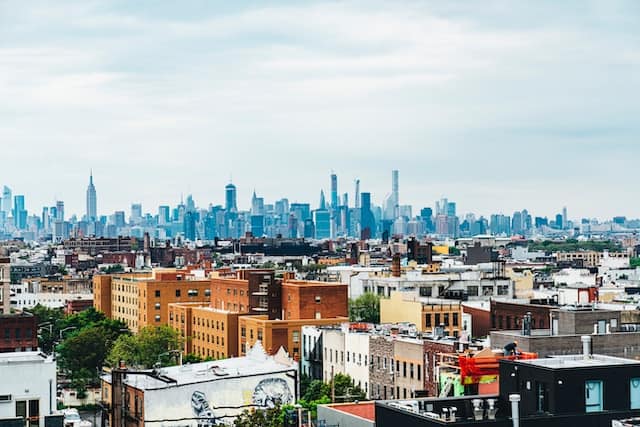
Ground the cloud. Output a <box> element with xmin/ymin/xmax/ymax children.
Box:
<box><xmin>0</xmin><ymin>1</ymin><xmax>638</xmax><ymax>219</ymax></box>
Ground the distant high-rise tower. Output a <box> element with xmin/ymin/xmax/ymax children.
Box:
<box><xmin>354</xmin><ymin>179</ymin><xmax>361</xmax><ymax>209</ymax></box>
<box><xmin>225</xmin><ymin>183</ymin><xmax>237</xmax><ymax>212</ymax></box>
<box><xmin>86</xmin><ymin>171</ymin><xmax>97</xmax><ymax>221</ymax></box>
<box><xmin>2</xmin><ymin>186</ymin><xmax>11</xmax><ymax>216</ymax></box>
<box><xmin>392</xmin><ymin>170</ymin><xmax>399</xmax><ymax>208</ymax></box>
<box><xmin>319</xmin><ymin>190</ymin><xmax>327</xmax><ymax>210</ymax></box>
<box><xmin>562</xmin><ymin>206</ymin><xmax>568</xmax><ymax>229</ymax></box>
<box><xmin>55</xmin><ymin>200</ymin><xmax>64</xmax><ymax>222</ymax></box>
<box><xmin>330</xmin><ymin>173</ymin><xmax>338</xmax><ymax>209</ymax></box>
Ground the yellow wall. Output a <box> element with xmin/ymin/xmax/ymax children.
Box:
<box><xmin>432</xmin><ymin>245</ymin><xmax>450</xmax><ymax>255</ymax></box>
<box><xmin>380</xmin><ymin>291</ymin><xmax>423</xmax><ymax>327</ymax></box>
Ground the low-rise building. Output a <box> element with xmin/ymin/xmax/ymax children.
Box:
<box><xmin>101</xmin><ymin>342</ymin><xmax>298</xmax><ymax>427</ymax></box>
<box><xmin>0</xmin><ymin>351</ymin><xmax>57</xmax><ymax>427</ymax></box>
<box><xmin>381</xmin><ymin>291</ymin><xmax>462</xmax><ymax>337</ymax></box>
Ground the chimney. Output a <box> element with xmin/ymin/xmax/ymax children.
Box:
<box><xmin>581</xmin><ymin>335</ymin><xmax>592</xmax><ymax>359</ymax></box>
<box><xmin>392</xmin><ymin>253</ymin><xmax>401</xmax><ymax>278</ymax></box>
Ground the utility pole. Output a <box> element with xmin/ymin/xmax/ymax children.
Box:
<box><xmin>331</xmin><ymin>365</ymin><xmax>335</xmax><ymax>403</ymax></box>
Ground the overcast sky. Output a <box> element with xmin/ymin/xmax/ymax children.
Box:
<box><xmin>1</xmin><ymin>1</ymin><xmax>638</xmax><ymax>220</ymax></box>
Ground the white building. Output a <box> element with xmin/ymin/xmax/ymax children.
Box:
<box><xmin>0</xmin><ymin>351</ymin><xmax>57</xmax><ymax>427</ymax></box>
<box><xmin>301</xmin><ymin>326</ymin><xmax>323</xmax><ymax>380</ymax></box>
<box><xmin>321</xmin><ymin>325</ymin><xmax>371</xmax><ymax>398</ymax></box>
<box><xmin>325</xmin><ymin>266</ymin><xmax>388</xmax><ymax>299</ymax></box>
<box><xmin>10</xmin><ymin>282</ymin><xmax>92</xmax><ymax>310</ymax></box>
<box><xmin>101</xmin><ymin>342</ymin><xmax>298</xmax><ymax>426</ymax></box>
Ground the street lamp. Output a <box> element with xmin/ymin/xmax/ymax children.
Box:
<box><xmin>59</xmin><ymin>327</ymin><xmax>77</xmax><ymax>340</ymax></box>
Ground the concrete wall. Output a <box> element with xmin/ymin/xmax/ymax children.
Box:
<box><xmin>345</xmin><ymin>332</ymin><xmax>371</xmax><ymax>398</ymax></box>
<box><xmin>322</xmin><ymin>329</ymin><xmax>346</xmax><ymax>383</ymax></box>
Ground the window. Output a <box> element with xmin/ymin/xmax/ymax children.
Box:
<box><xmin>155</xmin><ymin>303</ymin><xmax>160</xmax><ymax>310</ymax></box>
<box><xmin>410</xmin><ymin>363</ymin><xmax>414</xmax><ymax>379</ymax></box>
<box><xmin>204</xmin><ymin>289</ymin><xmax>211</xmax><ymax>297</ymax></box>
<box><xmin>536</xmin><ymin>381</ymin><xmax>549</xmax><ymax>413</ymax></box>
<box><xmin>154</xmin><ymin>315</ymin><xmax>161</xmax><ymax>322</ymax></box>
<box><xmin>292</xmin><ymin>331</ymin><xmax>299</xmax><ymax>343</ymax></box>
<box><xmin>585</xmin><ymin>380</ymin><xmax>603</xmax><ymax>413</ymax></box>
<box><xmin>444</xmin><ymin>313</ymin><xmax>449</xmax><ymax>326</ymax></box>
<box><xmin>417</xmin><ymin>365</ymin><xmax>421</xmax><ymax>381</ymax></box>
<box><xmin>453</xmin><ymin>313</ymin><xmax>459</xmax><ymax>327</ymax></box>
<box><xmin>425</xmin><ymin>314</ymin><xmax>432</xmax><ymax>327</ymax></box>
<box><xmin>631</xmin><ymin>378</ymin><xmax>640</xmax><ymax>409</ymax></box>
<box><xmin>315</xmin><ymin>296</ymin><xmax>321</xmax><ymax>303</ymax></box>
<box><xmin>155</xmin><ymin>290</ymin><xmax>160</xmax><ymax>297</ymax></box>
<box><xmin>241</xmin><ymin>327</ymin><xmax>246</xmax><ymax>338</ymax></box>
<box><xmin>175</xmin><ymin>289</ymin><xmax>181</xmax><ymax>297</ymax></box>
<box><xmin>403</xmin><ymin>361</ymin><xmax>407</xmax><ymax>377</ymax></box>
<box><xmin>257</xmin><ymin>329</ymin><xmax>263</xmax><ymax>340</ymax></box>
<box><xmin>435</xmin><ymin>313</ymin><xmax>441</xmax><ymax>326</ymax></box>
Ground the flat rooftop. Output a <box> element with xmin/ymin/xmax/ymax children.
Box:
<box><xmin>324</xmin><ymin>402</ymin><xmax>375</xmax><ymax>421</ymax></box>
<box><xmin>515</xmin><ymin>354</ymin><xmax>640</xmax><ymax>369</ymax></box>
<box><xmin>0</xmin><ymin>351</ymin><xmax>52</xmax><ymax>364</ymax></box>
<box><xmin>103</xmin><ymin>342</ymin><xmax>295</xmax><ymax>390</ymax></box>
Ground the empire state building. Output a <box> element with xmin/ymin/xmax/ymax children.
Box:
<box><xmin>86</xmin><ymin>171</ymin><xmax>97</xmax><ymax>221</ymax></box>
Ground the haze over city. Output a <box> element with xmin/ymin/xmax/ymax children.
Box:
<box><xmin>2</xmin><ymin>1</ymin><xmax>639</xmax><ymax>217</ymax></box>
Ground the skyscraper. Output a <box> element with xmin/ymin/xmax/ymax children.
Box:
<box><xmin>55</xmin><ymin>200</ymin><xmax>64</xmax><ymax>222</ymax></box>
<box><xmin>1</xmin><ymin>186</ymin><xmax>11</xmax><ymax>216</ymax></box>
<box><xmin>225</xmin><ymin>183</ymin><xmax>237</xmax><ymax>212</ymax></box>
<box><xmin>13</xmin><ymin>195</ymin><xmax>27</xmax><ymax>229</ymax></box>
<box><xmin>86</xmin><ymin>171</ymin><xmax>97</xmax><ymax>221</ymax></box>
<box><xmin>330</xmin><ymin>173</ymin><xmax>338</xmax><ymax>210</ymax></box>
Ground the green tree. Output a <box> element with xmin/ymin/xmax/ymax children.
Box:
<box><xmin>349</xmin><ymin>293</ymin><xmax>380</xmax><ymax>323</ymax></box>
<box><xmin>107</xmin><ymin>325</ymin><xmax>182</xmax><ymax>368</ymax></box>
<box><xmin>233</xmin><ymin>406</ymin><xmax>282</xmax><ymax>427</ymax></box>
<box><xmin>631</xmin><ymin>258</ymin><xmax>640</xmax><ymax>268</ymax></box>
<box><xmin>332</xmin><ymin>373</ymin><xmax>366</xmax><ymax>402</ymax></box>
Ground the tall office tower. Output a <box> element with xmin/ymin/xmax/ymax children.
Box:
<box><xmin>562</xmin><ymin>206</ymin><xmax>568</xmax><ymax>229</ymax></box>
<box><xmin>86</xmin><ymin>171</ymin><xmax>97</xmax><ymax>221</ymax></box>
<box><xmin>446</xmin><ymin>201</ymin><xmax>456</xmax><ymax>217</ymax></box>
<box><xmin>330</xmin><ymin>173</ymin><xmax>338</xmax><ymax>210</ymax></box>
<box><xmin>42</xmin><ymin>207</ymin><xmax>49</xmax><ymax>231</ymax></box>
<box><xmin>225</xmin><ymin>183</ymin><xmax>237</xmax><ymax>212</ymax></box>
<box><xmin>360</xmin><ymin>192</ymin><xmax>376</xmax><ymax>239</ymax></box>
<box><xmin>131</xmin><ymin>203</ymin><xmax>142</xmax><ymax>224</ymax></box>
<box><xmin>391</xmin><ymin>169</ymin><xmax>399</xmax><ymax>217</ymax></box>
<box><xmin>251</xmin><ymin>191</ymin><xmax>264</xmax><ymax>215</ymax></box>
<box><xmin>114</xmin><ymin>211</ymin><xmax>126</xmax><ymax>228</ymax></box>
<box><xmin>158</xmin><ymin>205</ymin><xmax>170</xmax><ymax>225</ymax></box>
<box><xmin>354</xmin><ymin>179</ymin><xmax>361</xmax><ymax>209</ymax></box>
<box><xmin>318</xmin><ymin>190</ymin><xmax>327</xmax><ymax>210</ymax></box>
<box><xmin>1</xmin><ymin>186</ymin><xmax>10</xmax><ymax>216</ymax></box>
<box><xmin>185</xmin><ymin>195</ymin><xmax>196</xmax><ymax>212</ymax></box>
<box><xmin>55</xmin><ymin>200</ymin><xmax>64</xmax><ymax>222</ymax></box>
<box><xmin>342</xmin><ymin>193</ymin><xmax>348</xmax><ymax>208</ymax></box>
<box><xmin>13</xmin><ymin>195</ymin><xmax>26</xmax><ymax>229</ymax></box>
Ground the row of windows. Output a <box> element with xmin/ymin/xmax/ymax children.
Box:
<box><xmin>240</xmin><ymin>327</ymin><xmax>264</xmax><ymax>341</ymax></box>
<box><xmin>3</xmin><ymin>328</ymin><xmax>33</xmax><ymax>340</ymax></box>
<box><xmin>153</xmin><ymin>289</ymin><xmax>210</xmax><ymax>298</ymax></box>
<box><xmin>425</xmin><ymin>312</ymin><xmax>459</xmax><ymax>327</ymax></box>
<box><xmin>193</xmin><ymin>332</ymin><xmax>225</xmax><ymax>346</ymax></box>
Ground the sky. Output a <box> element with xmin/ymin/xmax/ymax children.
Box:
<box><xmin>1</xmin><ymin>0</ymin><xmax>639</xmax><ymax>220</ymax></box>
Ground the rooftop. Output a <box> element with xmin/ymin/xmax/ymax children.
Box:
<box><xmin>324</xmin><ymin>402</ymin><xmax>376</xmax><ymax>422</ymax></box>
<box><xmin>0</xmin><ymin>351</ymin><xmax>53</xmax><ymax>364</ymax></box>
<box><xmin>515</xmin><ymin>354</ymin><xmax>640</xmax><ymax>369</ymax></box>
<box><xmin>102</xmin><ymin>342</ymin><xmax>295</xmax><ymax>390</ymax></box>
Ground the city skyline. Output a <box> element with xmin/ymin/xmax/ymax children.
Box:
<box><xmin>2</xmin><ymin>1</ymin><xmax>639</xmax><ymax>218</ymax></box>
<box><xmin>0</xmin><ymin>170</ymin><xmax>635</xmax><ymax>224</ymax></box>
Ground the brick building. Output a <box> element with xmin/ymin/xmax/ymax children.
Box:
<box><xmin>93</xmin><ymin>270</ymin><xmax>211</xmax><ymax>332</ymax></box>
<box><xmin>0</xmin><ymin>312</ymin><xmax>37</xmax><ymax>353</ymax></box>
<box><xmin>490</xmin><ymin>299</ymin><xmax>553</xmax><ymax>331</ymax></box>
<box><xmin>423</xmin><ymin>339</ymin><xmax>457</xmax><ymax>396</ymax></box>
<box><xmin>369</xmin><ymin>335</ymin><xmax>395</xmax><ymax>400</ymax></box>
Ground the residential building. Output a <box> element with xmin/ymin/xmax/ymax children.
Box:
<box><xmin>380</xmin><ymin>291</ymin><xmax>463</xmax><ymax>336</ymax></box>
<box><xmin>0</xmin><ymin>351</ymin><xmax>57</xmax><ymax>427</ymax></box>
<box><xmin>0</xmin><ymin>312</ymin><xmax>37</xmax><ymax>353</ymax></box>
<box><xmin>375</xmin><ymin>348</ymin><xmax>640</xmax><ymax>426</ymax></box>
<box><xmin>101</xmin><ymin>342</ymin><xmax>297</xmax><ymax>427</ymax></box>
<box><xmin>93</xmin><ymin>269</ymin><xmax>211</xmax><ymax>332</ymax></box>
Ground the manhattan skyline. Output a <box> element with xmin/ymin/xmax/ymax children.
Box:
<box><xmin>2</xmin><ymin>1</ymin><xmax>639</xmax><ymax>218</ymax></box>
<box><xmin>0</xmin><ymin>171</ymin><xmax>636</xmax><ymax>224</ymax></box>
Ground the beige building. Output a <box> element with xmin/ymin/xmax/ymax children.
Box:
<box><xmin>393</xmin><ymin>337</ymin><xmax>424</xmax><ymax>399</ymax></box>
<box><xmin>93</xmin><ymin>269</ymin><xmax>211</xmax><ymax>332</ymax></box>
<box><xmin>380</xmin><ymin>291</ymin><xmax>462</xmax><ymax>337</ymax></box>
<box><xmin>0</xmin><ymin>257</ymin><xmax>9</xmax><ymax>314</ymax></box>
